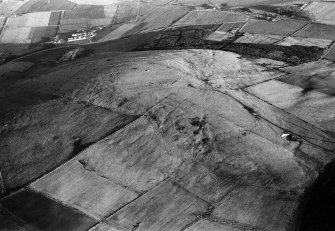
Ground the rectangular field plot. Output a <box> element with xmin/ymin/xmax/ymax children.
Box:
<box><xmin>206</xmin><ymin>31</ymin><xmax>232</xmax><ymax>41</ymax></box>
<box><xmin>91</xmin><ymin>18</ymin><xmax>112</xmax><ymax>27</ymax></box>
<box><xmin>240</xmin><ymin>19</ymin><xmax>308</xmax><ymax>36</ymax></box>
<box><xmin>305</xmin><ymin>2</ymin><xmax>335</xmax><ymax>26</ymax></box>
<box><xmin>29</xmin><ymin>26</ymin><xmax>58</xmax><ymax>44</ymax></box>
<box><xmin>48</xmin><ymin>11</ymin><xmax>61</xmax><ymax>26</ymax></box>
<box><xmin>0</xmin><ymin>26</ymin><xmax>32</xmax><ymax>43</ymax></box>
<box><xmin>103</xmin><ymin>4</ymin><xmax>118</xmax><ymax>18</ymax></box>
<box><xmin>172</xmin><ymin>10</ymin><xmax>248</xmax><ymax>27</ymax></box>
<box><xmin>278</xmin><ymin>37</ymin><xmax>332</xmax><ymax>48</ymax></box>
<box><xmin>63</xmin><ymin>5</ymin><xmax>105</xmax><ymax>20</ymax></box>
<box><xmin>6</xmin><ymin>12</ymin><xmax>51</xmax><ymax>27</ymax></box>
<box><xmin>30</xmin><ymin>160</ymin><xmax>138</xmax><ymax>220</ymax></box>
<box><xmin>60</xmin><ymin>18</ymin><xmax>91</xmax><ymax>33</ymax></box>
<box><xmin>235</xmin><ymin>33</ymin><xmax>284</xmax><ymax>44</ymax></box>
<box><xmin>292</xmin><ymin>23</ymin><xmax>335</xmax><ymax>40</ymax></box>
<box><xmin>98</xmin><ymin>23</ymin><xmax>139</xmax><ymax>42</ymax></box>
<box><xmin>138</xmin><ymin>5</ymin><xmax>190</xmax><ymax>33</ymax></box>
<box><xmin>15</xmin><ymin>0</ymin><xmax>76</xmax><ymax>14</ymax></box>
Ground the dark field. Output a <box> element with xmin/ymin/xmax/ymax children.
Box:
<box><xmin>241</xmin><ymin>19</ymin><xmax>308</xmax><ymax>36</ymax></box>
<box><xmin>48</xmin><ymin>11</ymin><xmax>61</xmax><ymax>26</ymax></box>
<box><xmin>0</xmin><ymin>189</ymin><xmax>97</xmax><ymax>231</ymax></box>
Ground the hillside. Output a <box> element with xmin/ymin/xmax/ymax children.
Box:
<box><xmin>1</xmin><ymin>0</ymin><xmax>335</xmax><ymax>231</ymax></box>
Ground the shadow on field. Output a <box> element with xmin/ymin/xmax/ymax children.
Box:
<box><xmin>297</xmin><ymin>158</ymin><xmax>335</xmax><ymax>231</ymax></box>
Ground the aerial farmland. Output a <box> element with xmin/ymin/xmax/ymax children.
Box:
<box><xmin>1</xmin><ymin>0</ymin><xmax>335</xmax><ymax>231</ymax></box>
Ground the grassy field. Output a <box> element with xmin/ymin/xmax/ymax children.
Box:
<box><xmin>68</xmin><ymin>0</ymin><xmax>116</xmax><ymax>4</ymax></box>
<box><xmin>63</xmin><ymin>5</ymin><xmax>105</xmax><ymax>20</ymax></box>
<box><xmin>216</xmin><ymin>21</ymin><xmax>247</xmax><ymax>32</ymax></box>
<box><xmin>97</xmin><ymin>23</ymin><xmax>139</xmax><ymax>42</ymax></box>
<box><xmin>15</xmin><ymin>0</ymin><xmax>76</xmax><ymax>14</ymax></box>
<box><xmin>305</xmin><ymin>2</ymin><xmax>335</xmax><ymax>26</ymax></box>
<box><xmin>115</xmin><ymin>2</ymin><xmax>138</xmax><ymax>24</ymax></box>
<box><xmin>0</xmin><ymin>26</ymin><xmax>32</xmax><ymax>44</ymax></box>
<box><xmin>60</xmin><ymin>18</ymin><xmax>91</xmax><ymax>33</ymax></box>
<box><xmin>0</xmin><ymin>0</ymin><xmax>26</xmax><ymax>16</ymax></box>
<box><xmin>6</xmin><ymin>12</ymin><xmax>51</xmax><ymax>27</ymax></box>
<box><xmin>241</xmin><ymin>19</ymin><xmax>308</xmax><ymax>36</ymax></box>
<box><xmin>173</xmin><ymin>10</ymin><xmax>248</xmax><ymax>27</ymax></box>
<box><xmin>235</xmin><ymin>33</ymin><xmax>284</xmax><ymax>44</ymax></box>
<box><xmin>103</xmin><ymin>4</ymin><xmax>118</xmax><ymax>18</ymax></box>
<box><xmin>293</xmin><ymin>23</ymin><xmax>335</xmax><ymax>40</ymax></box>
<box><xmin>138</xmin><ymin>5</ymin><xmax>191</xmax><ymax>33</ymax></box>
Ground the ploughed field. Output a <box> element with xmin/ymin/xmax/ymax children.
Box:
<box><xmin>1</xmin><ymin>48</ymin><xmax>335</xmax><ymax>231</ymax></box>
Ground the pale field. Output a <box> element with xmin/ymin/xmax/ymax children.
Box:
<box><xmin>69</xmin><ymin>0</ymin><xmax>119</xmax><ymax>4</ymax></box>
<box><xmin>205</xmin><ymin>31</ymin><xmax>232</xmax><ymax>41</ymax></box>
<box><xmin>305</xmin><ymin>2</ymin><xmax>335</xmax><ymax>26</ymax></box>
<box><xmin>103</xmin><ymin>4</ymin><xmax>118</xmax><ymax>18</ymax></box>
<box><xmin>235</xmin><ymin>33</ymin><xmax>284</xmax><ymax>44</ymax></box>
<box><xmin>278</xmin><ymin>36</ymin><xmax>333</xmax><ymax>48</ymax></box>
<box><xmin>0</xmin><ymin>0</ymin><xmax>26</xmax><ymax>15</ymax></box>
<box><xmin>246</xmin><ymin>80</ymin><xmax>335</xmax><ymax>133</ymax></box>
<box><xmin>173</xmin><ymin>10</ymin><xmax>248</xmax><ymax>27</ymax></box>
<box><xmin>6</xmin><ymin>12</ymin><xmax>51</xmax><ymax>27</ymax></box>
<box><xmin>0</xmin><ymin>26</ymin><xmax>32</xmax><ymax>43</ymax></box>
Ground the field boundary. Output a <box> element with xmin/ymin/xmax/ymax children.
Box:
<box><xmin>0</xmin><ymin>17</ymin><xmax>7</xmax><ymax>40</ymax></box>
<box><xmin>112</xmin><ymin>5</ymin><xmax>120</xmax><ymax>25</ymax></box>
<box><xmin>274</xmin><ymin>22</ymin><xmax>311</xmax><ymax>45</ymax></box>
